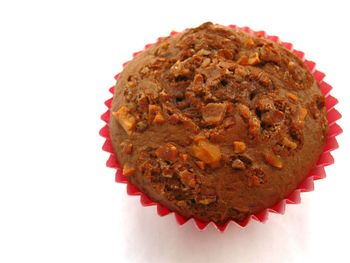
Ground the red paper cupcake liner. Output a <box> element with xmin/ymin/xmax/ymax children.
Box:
<box><xmin>100</xmin><ymin>25</ymin><xmax>342</xmax><ymax>232</ymax></box>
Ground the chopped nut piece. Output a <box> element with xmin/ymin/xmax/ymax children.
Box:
<box><xmin>155</xmin><ymin>143</ymin><xmax>178</xmax><ymax>162</ymax></box>
<box><xmin>120</xmin><ymin>141</ymin><xmax>133</xmax><ymax>154</ymax></box>
<box><xmin>170</xmin><ymin>60</ymin><xmax>189</xmax><ymax>77</ymax></box>
<box><xmin>153</xmin><ymin>112</ymin><xmax>165</xmax><ymax>124</ymax></box>
<box><xmin>179</xmin><ymin>170</ymin><xmax>196</xmax><ymax>187</ymax></box>
<box><xmin>260</xmin><ymin>43</ymin><xmax>281</xmax><ymax>63</ymax></box>
<box><xmin>287</xmin><ymin>92</ymin><xmax>298</xmax><ymax>102</ymax></box>
<box><xmin>201</xmin><ymin>57</ymin><xmax>211</xmax><ymax>67</ymax></box>
<box><xmin>237</xmin><ymin>103</ymin><xmax>251</xmax><ymax>119</ymax></box>
<box><xmin>251</xmin><ymin>175</ymin><xmax>263</xmax><ymax>186</ymax></box>
<box><xmin>140</xmin><ymin>66</ymin><xmax>150</xmax><ymax>74</ymax></box>
<box><xmin>238</xmin><ymin>53</ymin><xmax>261</xmax><ymax>65</ymax></box>
<box><xmin>180</xmin><ymin>153</ymin><xmax>189</xmax><ymax>162</ymax></box>
<box><xmin>123</xmin><ymin>163</ymin><xmax>135</xmax><ymax>176</ymax></box>
<box><xmin>261</xmin><ymin>110</ymin><xmax>284</xmax><ymax>125</ymax></box>
<box><xmin>202</xmin><ymin>103</ymin><xmax>227</xmax><ymax>125</ymax></box>
<box><xmin>197</xmin><ymin>196</ymin><xmax>216</xmax><ymax>205</ymax></box>
<box><xmin>161</xmin><ymin>42</ymin><xmax>169</xmax><ymax>49</ymax></box>
<box><xmin>244</xmin><ymin>38</ymin><xmax>255</xmax><ymax>47</ymax></box>
<box><xmin>148</xmin><ymin>104</ymin><xmax>164</xmax><ymax>124</ymax></box>
<box><xmin>127</xmin><ymin>81</ymin><xmax>136</xmax><ymax>88</ymax></box>
<box><xmin>195</xmin><ymin>161</ymin><xmax>205</xmax><ymax>170</ymax></box>
<box><xmin>217</xmin><ymin>49</ymin><xmax>233</xmax><ymax>60</ymax></box>
<box><xmin>237</xmin><ymin>55</ymin><xmax>249</xmax><ymax>65</ymax></box>
<box><xmin>256</xmin><ymin>97</ymin><xmax>275</xmax><ymax>112</ymax></box>
<box><xmin>288</xmin><ymin>61</ymin><xmax>296</xmax><ymax>71</ymax></box>
<box><xmin>192</xmin><ymin>73</ymin><xmax>204</xmax><ymax>94</ymax></box>
<box><xmin>297</xmin><ymin>108</ymin><xmax>308</xmax><ymax>127</ymax></box>
<box><xmin>112</xmin><ymin>106</ymin><xmax>136</xmax><ymax>135</ymax></box>
<box><xmin>247</xmin><ymin>52</ymin><xmax>261</xmax><ymax>65</ymax></box>
<box><xmin>232</xmin><ymin>159</ymin><xmax>245</xmax><ymax>170</ymax></box>
<box><xmin>282</xmin><ymin>137</ymin><xmax>297</xmax><ymax>150</ymax></box>
<box><xmin>249</xmin><ymin>116</ymin><xmax>261</xmax><ymax>135</ymax></box>
<box><xmin>162</xmin><ymin>169</ymin><xmax>173</xmax><ymax>178</ymax></box>
<box><xmin>223</xmin><ymin>117</ymin><xmax>235</xmax><ymax>128</ymax></box>
<box><xmin>257</xmin><ymin>73</ymin><xmax>272</xmax><ymax>87</ymax></box>
<box><xmin>159</xmin><ymin>90</ymin><xmax>170</xmax><ymax>102</ymax></box>
<box><xmin>263</xmin><ymin>152</ymin><xmax>283</xmax><ymax>169</ymax></box>
<box><xmin>197</xmin><ymin>49</ymin><xmax>211</xmax><ymax>56</ymax></box>
<box><xmin>235</xmin><ymin>66</ymin><xmax>249</xmax><ymax>77</ymax></box>
<box><xmin>136</xmin><ymin>121</ymin><xmax>148</xmax><ymax>132</ymax></box>
<box><xmin>192</xmin><ymin>140</ymin><xmax>221</xmax><ymax>166</ymax></box>
<box><xmin>148</xmin><ymin>104</ymin><xmax>161</xmax><ymax>114</ymax></box>
<box><xmin>233</xmin><ymin>141</ymin><xmax>246</xmax><ymax>153</ymax></box>
<box><xmin>193</xmin><ymin>133</ymin><xmax>207</xmax><ymax>143</ymax></box>
<box><xmin>168</xmin><ymin>113</ymin><xmax>200</xmax><ymax>133</ymax></box>
<box><xmin>176</xmin><ymin>200</ymin><xmax>187</xmax><ymax>207</ymax></box>
<box><xmin>160</xmin><ymin>165</ymin><xmax>174</xmax><ymax>178</ymax></box>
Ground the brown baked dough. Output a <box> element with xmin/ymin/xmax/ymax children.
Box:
<box><xmin>109</xmin><ymin>22</ymin><xmax>328</xmax><ymax>224</ymax></box>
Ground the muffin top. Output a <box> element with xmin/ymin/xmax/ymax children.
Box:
<box><xmin>109</xmin><ymin>22</ymin><xmax>328</xmax><ymax>224</ymax></box>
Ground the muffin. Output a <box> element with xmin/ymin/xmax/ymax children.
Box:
<box><xmin>109</xmin><ymin>22</ymin><xmax>328</xmax><ymax>224</ymax></box>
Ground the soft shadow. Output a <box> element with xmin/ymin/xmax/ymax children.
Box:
<box><xmin>117</xmin><ymin>191</ymin><xmax>312</xmax><ymax>263</ymax></box>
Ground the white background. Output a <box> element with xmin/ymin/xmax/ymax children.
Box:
<box><xmin>0</xmin><ymin>0</ymin><xmax>349</xmax><ymax>262</ymax></box>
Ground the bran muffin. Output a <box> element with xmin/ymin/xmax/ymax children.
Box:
<box><xmin>109</xmin><ymin>22</ymin><xmax>328</xmax><ymax>224</ymax></box>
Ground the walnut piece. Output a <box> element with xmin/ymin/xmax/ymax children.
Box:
<box><xmin>263</xmin><ymin>152</ymin><xmax>283</xmax><ymax>169</ymax></box>
<box><xmin>197</xmin><ymin>49</ymin><xmax>211</xmax><ymax>56</ymax></box>
<box><xmin>197</xmin><ymin>196</ymin><xmax>216</xmax><ymax>205</ymax></box>
<box><xmin>112</xmin><ymin>106</ymin><xmax>136</xmax><ymax>135</ymax></box>
<box><xmin>148</xmin><ymin>104</ymin><xmax>161</xmax><ymax>114</ymax></box>
<box><xmin>233</xmin><ymin>141</ymin><xmax>246</xmax><ymax>153</ymax></box>
<box><xmin>237</xmin><ymin>55</ymin><xmax>249</xmax><ymax>65</ymax></box>
<box><xmin>179</xmin><ymin>170</ymin><xmax>196</xmax><ymax>187</ymax></box>
<box><xmin>136</xmin><ymin>121</ymin><xmax>148</xmax><ymax>132</ymax></box>
<box><xmin>201</xmin><ymin>57</ymin><xmax>211</xmax><ymax>67</ymax></box>
<box><xmin>251</xmin><ymin>175</ymin><xmax>263</xmax><ymax>186</ymax></box>
<box><xmin>238</xmin><ymin>52</ymin><xmax>261</xmax><ymax>65</ymax></box>
<box><xmin>297</xmin><ymin>108</ymin><xmax>308</xmax><ymax>127</ymax></box>
<box><xmin>127</xmin><ymin>81</ymin><xmax>136</xmax><ymax>88</ymax></box>
<box><xmin>202</xmin><ymin>103</ymin><xmax>227</xmax><ymax>125</ymax></box>
<box><xmin>237</xmin><ymin>103</ymin><xmax>251</xmax><ymax>119</ymax></box>
<box><xmin>168</xmin><ymin>113</ymin><xmax>200</xmax><ymax>133</ymax></box>
<box><xmin>249</xmin><ymin>116</ymin><xmax>261</xmax><ymax>136</ymax></box>
<box><xmin>161</xmin><ymin>42</ymin><xmax>169</xmax><ymax>49</ymax></box>
<box><xmin>256</xmin><ymin>97</ymin><xmax>275</xmax><ymax>112</ymax></box>
<box><xmin>282</xmin><ymin>137</ymin><xmax>297</xmax><ymax>150</ymax></box>
<box><xmin>244</xmin><ymin>38</ymin><xmax>255</xmax><ymax>47</ymax></box>
<box><xmin>287</xmin><ymin>92</ymin><xmax>298</xmax><ymax>102</ymax></box>
<box><xmin>248</xmin><ymin>52</ymin><xmax>261</xmax><ymax>65</ymax></box>
<box><xmin>123</xmin><ymin>163</ymin><xmax>136</xmax><ymax>176</ymax></box>
<box><xmin>153</xmin><ymin>112</ymin><xmax>165</xmax><ymax>124</ymax></box>
<box><xmin>193</xmin><ymin>133</ymin><xmax>207</xmax><ymax>143</ymax></box>
<box><xmin>148</xmin><ymin>104</ymin><xmax>166</xmax><ymax>125</ymax></box>
<box><xmin>192</xmin><ymin>74</ymin><xmax>204</xmax><ymax>94</ymax></box>
<box><xmin>232</xmin><ymin>159</ymin><xmax>245</xmax><ymax>170</ymax></box>
<box><xmin>176</xmin><ymin>200</ymin><xmax>187</xmax><ymax>208</ymax></box>
<box><xmin>155</xmin><ymin>143</ymin><xmax>178</xmax><ymax>162</ymax></box>
<box><xmin>120</xmin><ymin>141</ymin><xmax>133</xmax><ymax>154</ymax></box>
<box><xmin>180</xmin><ymin>153</ymin><xmax>189</xmax><ymax>162</ymax></box>
<box><xmin>217</xmin><ymin>49</ymin><xmax>234</xmax><ymax>60</ymax></box>
<box><xmin>192</xmin><ymin>140</ymin><xmax>221</xmax><ymax>166</ymax></box>
<box><xmin>261</xmin><ymin>110</ymin><xmax>284</xmax><ymax>125</ymax></box>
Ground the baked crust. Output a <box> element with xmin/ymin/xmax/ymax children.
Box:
<box><xmin>109</xmin><ymin>22</ymin><xmax>328</xmax><ymax>224</ymax></box>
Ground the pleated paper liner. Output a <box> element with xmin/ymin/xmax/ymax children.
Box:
<box><xmin>100</xmin><ymin>24</ymin><xmax>342</xmax><ymax>232</ymax></box>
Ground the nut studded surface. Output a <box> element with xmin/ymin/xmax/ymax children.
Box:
<box><xmin>108</xmin><ymin>22</ymin><xmax>329</xmax><ymax>224</ymax></box>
